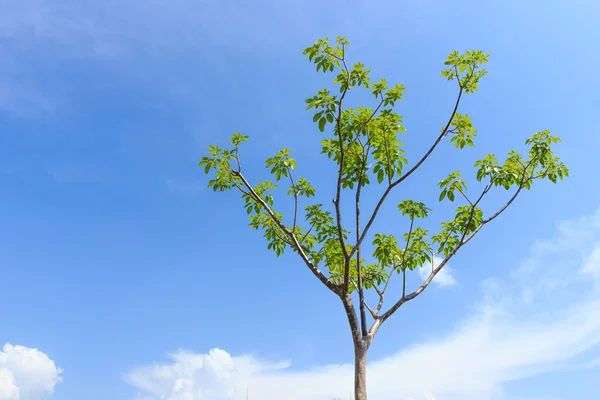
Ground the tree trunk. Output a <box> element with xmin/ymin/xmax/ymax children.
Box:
<box><xmin>354</xmin><ymin>338</ymin><xmax>368</xmax><ymax>400</ymax></box>
<box><xmin>340</xmin><ymin>294</ymin><xmax>370</xmax><ymax>400</ymax></box>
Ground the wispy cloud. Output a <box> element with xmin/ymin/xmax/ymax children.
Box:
<box><xmin>124</xmin><ymin>208</ymin><xmax>600</xmax><ymax>399</ymax></box>
<box><xmin>0</xmin><ymin>344</ymin><xmax>62</xmax><ymax>400</ymax></box>
<box><xmin>580</xmin><ymin>357</ymin><xmax>600</xmax><ymax>369</ymax></box>
<box><xmin>418</xmin><ymin>256</ymin><xmax>456</xmax><ymax>287</ymax></box>
<box><xmin>0</xmin><ymin>74</ymin><xmax>54</xmax><ymax>119</ymax></box>
<box><xmin>0</xmin><ymin>0</ymin><xmax>325</xmax><ymax>118</ymax></box>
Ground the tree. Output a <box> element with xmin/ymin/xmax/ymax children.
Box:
<box><xmin>198</xmin><ymin>36</ymin><xmax>568</xmax><ymax>400</ymax></box>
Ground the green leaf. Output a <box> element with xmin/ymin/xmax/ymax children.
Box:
<box><xmin>398</xmin><ymin>200</ymin><xmax>431</xmax><ymax>219</ymax></box>
<box><xmin>200</xmin><ymin>37</ymin><xmax>567</xmax><ymax>305</ymax></box>
<box><xmin>439</xmin><ymin>190</ymin><xmax>447</xmax><ymax>202</ymax></box>
<box><xmin>319</xmin><ymin>117</ymin><xmax>326</xmax><ymax>132</ymax></box>
<box><xmin>230</xmin><ymin>133</ymin><xmax>249</xmax><ymax>146</ymax></box>
<box><xmin>377</xmin><ymin>169</ymin><xmax>384</xmax><ymax>184</ymax></box>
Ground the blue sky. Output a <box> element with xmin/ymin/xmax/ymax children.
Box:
<box><xmin>1</xmin><ymin>0</ymin><xmax>600</xmax><ymax>399</ymax></box>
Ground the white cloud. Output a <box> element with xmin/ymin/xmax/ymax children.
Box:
<box><xmin>0</xmin><ymin>344</ymin><xmax>62</xmax><ymax>400</ymax></box>
<box><xmin>0</xmin><ymin>369</ymin><xmax>20</xmax><ymax>400</ymax></box>
<box><xmin>585</xmin><ymin>358</ymin><xmax>600</xmax><ymax>368</ymax></box>
<box><xmin>581</xmin><ymin>245</ymin><xmax>600</xmax><ymax>280</ymax></box>
<box><xmin>580</xmin><ymin>357</ymin><xmax>600</xmax><ymax>369</ymax></box>
<box><xmin>124</xmin><ymin>349</ymin><xmax>291</xmax><ymax>400</ymax></box>
<box><xmin>125</xmin><ymin>349</ymin><xmax>235</xmax><ymax>400</ymax></box>
<box><xmin>125</xmin><ymin>208</ymin><xmax>600</xmax><ymax>400</ymax></box>
<box><xmin>418</xmin><ymin>256</ymin><xmax>456</xmax><ymax>287</ymax></box>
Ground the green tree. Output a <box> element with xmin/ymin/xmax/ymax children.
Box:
<box><xmin>199</xmin><ymin>37</ymin><xmax>568</xmax><ymax>400</ymax></box>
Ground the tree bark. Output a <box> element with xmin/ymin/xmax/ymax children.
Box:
<box><xmin>353</xmin><ymin>338</ymin><xmax>368</xmax><ymax>400</ymax></box>
<box><xmin>341</xmin><ymin>294</ymin><xmax>370</xmax><ymax>400</ymax></box>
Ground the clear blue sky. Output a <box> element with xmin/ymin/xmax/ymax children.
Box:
<box><xmin>1</xmin><ymin>1</ymin><xmax>600</xmax><ymax>399</ymax></box>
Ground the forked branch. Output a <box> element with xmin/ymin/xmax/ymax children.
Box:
<box><xmin>232</xmin><ymin>170</ymin><xmax>340</xmax><ymax>294</ymax></box>
<box><xmin>378</xmin><ymin>166</ymin><xmax>532</xmax><ymax>324</ymax></box>
<box><xmin>349</xmin><ymin>82</ymin><xmax>465</xmax><ymax>261</ymax></box>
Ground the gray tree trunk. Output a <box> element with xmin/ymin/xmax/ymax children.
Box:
<box><xmin>341</xmin><ymin>294</ymin><xmax>372</xmax><ymax>400</ymax></box>
<box><xmin>353</xmin><ymin>338</ymin><xmax>368</xmax><ymax>400</ymax></box>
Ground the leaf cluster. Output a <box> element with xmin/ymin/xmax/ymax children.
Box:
<box><xmin>198</xmin><ymin>37</ymin><xmax>568</xmax><ymax>324</ymax></box>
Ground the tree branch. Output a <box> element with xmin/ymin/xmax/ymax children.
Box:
<box><xmin>336</xmin><ymin>57</ymin><xmax>351</xmax><ymax>283</ymax></box>
<box><xmin>456</xmin><ymin>186</ymin><xmax>474</xmax><ymax>206</ymax></box>
<box><xmin>354</xmin><ymin>147</ymin><xmax>369</xmax><ymax>336</ymax></box>
<box><xmin>400</xmin><ymin>216</ymin><xmax>415</xmax><ymax>269</ymax></box>
<box><xmin>300</xmin><ymin>221</ymin><xmax>316</xmax><ymax>245</ymax></box>
<box><xmin>366</xmin><ymin>278</ymin><xmax>383</xmax><ymax>297</ymax></box>
<box><xmin>382</xmin><ymin>131</ymin><xmax>394</xmax><ymax>185</ymax></box>
<box><xmin>341</xmin><ymin>293</ymin><xmax>362</xmax><ymax>344</ymax></box>
<box><xmin>373</xmin><ymin>281</ymin><xmax>386</xmax><ymax>315</ymax></box>
<box><xmin>402</xmin><ymin>267</ymin><xmax>406</xmax><ymax>298</ymax></box>
<box><xmin>379</xmin><ymin>165</ymin><xmax>531</xmax><ymax>324</ymax></box>
<box><xmin>348</xmin><ymin>82</ymin><xmax>464</xmax><ymax>261</ymax></box>
<box><xmin>351</xmin><ymin>281</ymin><xmax>378</xmax><ymax>320</ymax></box>
<box><xmin>363</xmin><ymin>299</ymin><xmax>378</xmax><ymax>320</ymax></box>
<box><xmin>232</xmin><ymin>170</ymin><xmax>340</xmax><ymax>294</ymax></box>
<box><xmin>339</xmin><ymin>87</ymin><xmax>385</xmax><ymax>294</ymax></box>
<box><xmin>234</xmin><ymin>146</ymin><xmax>242</xmax><ymax>172</ymax></box>
<box><xmin>287</xmin><ymin>166</ymin><xmax>299</xmax><ymax>232</ymax></box>
<box><xmin>272</xmin><ymin>230</ymin><xmax>295</xmax><ymax>247</ymax></box>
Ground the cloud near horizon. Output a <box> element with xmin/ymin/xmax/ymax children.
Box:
<box><xmin>0</xmin><ymin>344</ymin><xmax>62</xmax><ymax>400</ymax></box>
<box><xmin>124</xmin><ymin>208</ymin><xmax>600</xmax><ymax>400</ymax></box>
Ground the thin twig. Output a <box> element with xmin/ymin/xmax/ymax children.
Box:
<box><xmin>379</xmin><ymin>161</ymin><xmax>534</xmax><ymax>323</ymax></box>
<box><xmin>348</xmin><ymin>79</ymin><xmax>465</xmax><ymax>261</ymax></box>
<box><xmin>287</xmin><ymin>166</ymin><xmax>299</xmax><ymax>232</ymax></box>
<box><xmin>232</xmin><ymin>170</ymin><xmax>340</xmax><ymax>293</ymax></box>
